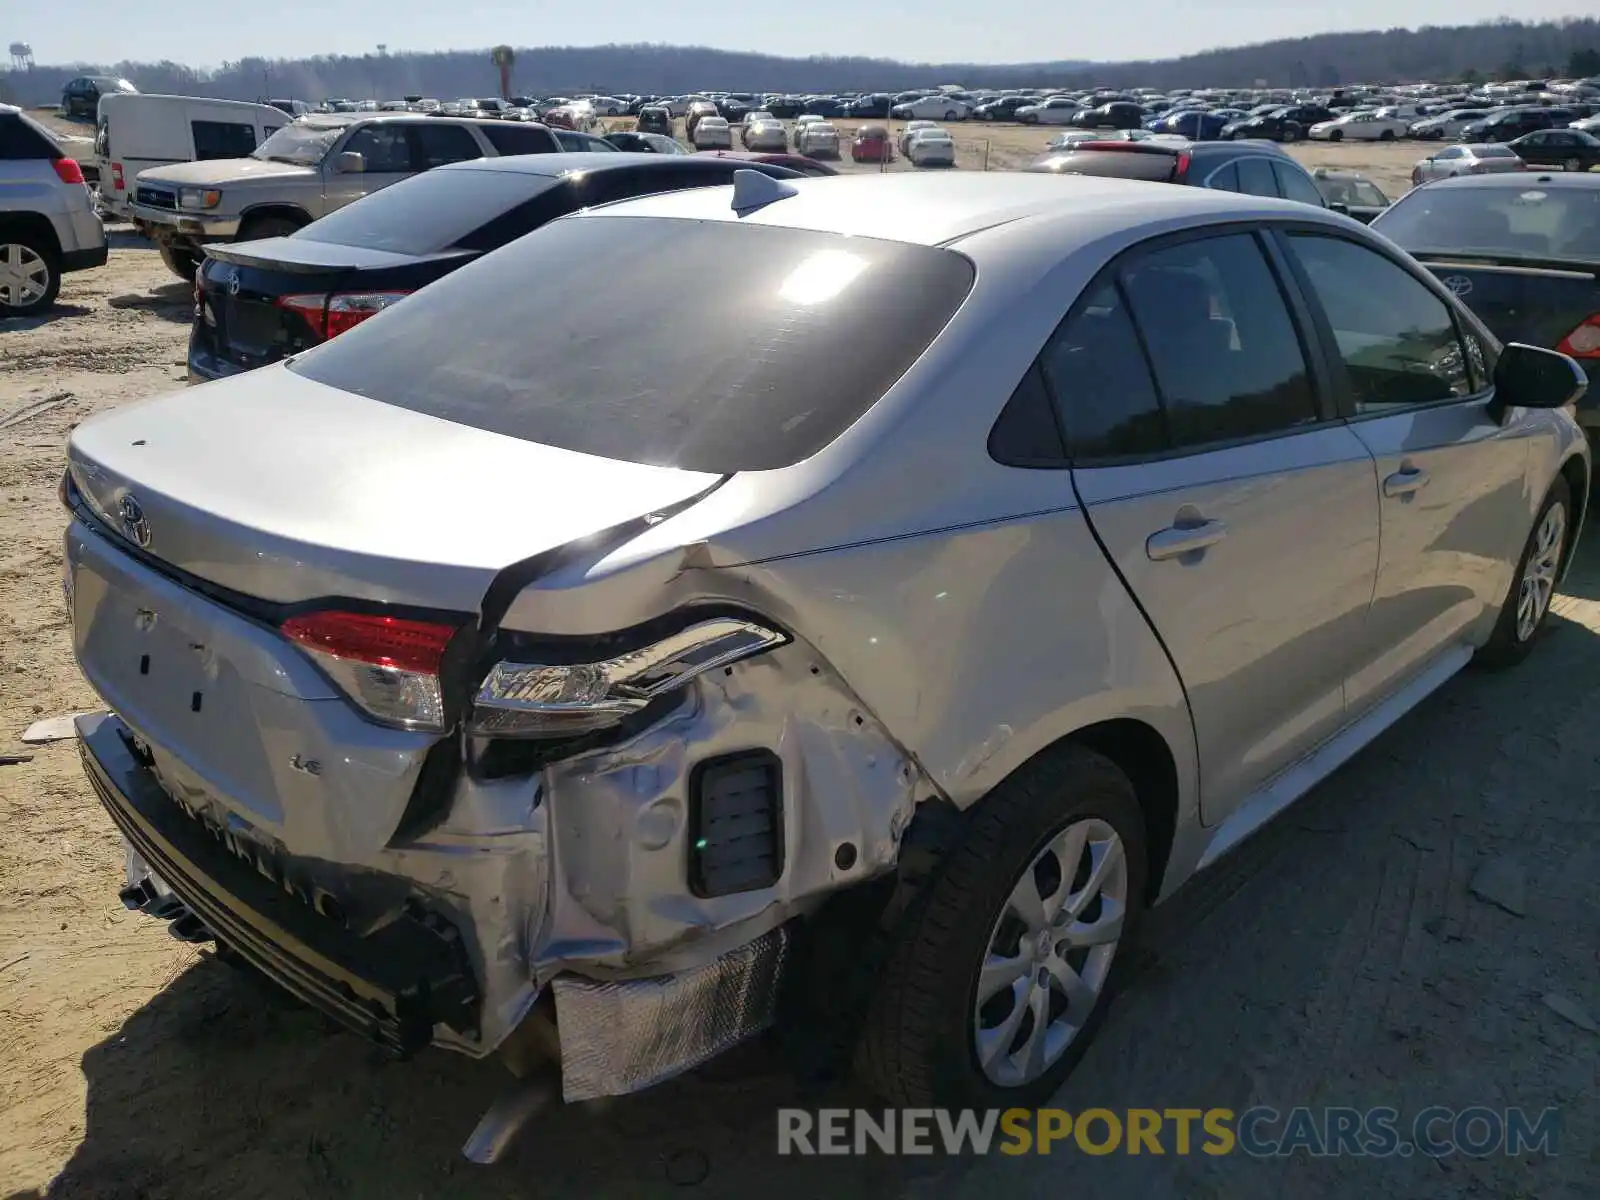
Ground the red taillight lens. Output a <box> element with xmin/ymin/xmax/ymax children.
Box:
<box><xmin>52</xmin><ymin>157</ymin><xmax>86</xmax><ymax>185</ymax></box>
<box><xmin>281</xmin><ymin>611</ymin><xmax>460</xmax><ymax>731</ymax></box>
<box><xmin>1173</xmin><ymin>150</ymin><xmax>1192</xmax><ymax>181</ymax></box>
<box><xmin>275</xmin><ymin>290</ymin><xmax>411</xmax><ymax>342</ymax></box>
<box><xmin>1556</xmin><ymin>315</ymin><xmax>1600</xmax><ymax>359</ymax></box>
<box><xmin>111</xmin><ymin>162</ymin><xmax>125</xmax><ymax>191</ymax></box>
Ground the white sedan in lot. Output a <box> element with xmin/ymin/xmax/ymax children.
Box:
<box><xmin>898</xmin><ymin>120</ymin><xmax>941</xmax><ymax>156</ymax></box>
<box><xmin>1309</xmin><ymin>111</ymin><xmax>1412</xmax><ymax>142</ymax></box>
<box><xmin>906</xmin><ymin>128</ymin><xmax>957</xmax><ymax>167</ymax></box>
<box><xmin>793</xmin><ymin>119</ymin><xmax>840</xmax><ymax>158</ymax></box>
<box><xmin>1015</xmin><ymin>97</ymin><xmax>1083</xmax><ymax>125</ymax></box>
<box><xmin>743</xmin><ymin>119</ymin><xmax>788</xmax><ymax>152</ymax></box>
<box><xmin>690</xmin><ymin>116</ymin><xmax>733</xmax><ymax>149</ymax></box>
<box><xmin>891</xmin><ymin>95</ymin><xmax>972</xmax><ymax>121</ymax></box>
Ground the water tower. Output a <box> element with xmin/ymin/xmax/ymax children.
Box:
<box><xmin>9</xmin><ymin>42</ymin><xmax>34</xmax><ymax>71</ymax></box>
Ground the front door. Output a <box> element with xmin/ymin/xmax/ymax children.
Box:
<box><xmin>323</xmin><ymin>123</ymin><xmax>415</xmax><ymax>211</ymax></box>
<box><xmin>1278</xmin><ymin>231</ymin><xmax>1533</xmax><ymax>715</ymax></box>
<box><xmin>1044</xmin><ymin>230</ymin><xmax>1380</xmax><ymax>822</ymax></box>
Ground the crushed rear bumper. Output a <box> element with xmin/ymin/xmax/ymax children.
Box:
<box><xmin>78</xmin><ymin>711</ymin><xmax>480</xmax><ymax>1057</ymax></box>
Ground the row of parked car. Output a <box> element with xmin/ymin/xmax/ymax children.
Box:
<box><xmin>54</xmin><ymin>92</ymin><xmax>1596</xmax><ymax>1167</ymax></box>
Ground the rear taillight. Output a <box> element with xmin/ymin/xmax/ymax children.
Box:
<box><xmin>275</xmin><ymin>291</ymin><xmax>412</xmax><ymax>341</ymax></box>
<box><xmin>52</xmin><ymin>157</ymin><xmax>85</xmax><ymax>185</ymax></box>
<box><xmin>1173</xmin><ymin>150</ymin><xmax>1192</xmax><ymax>181</ymax></box>
<box><xmin>1556</xmin><ymin>315</ymin><xmax>1600</xmax><ymax>359</ymax></box>
<box><xmin>281</xmin><ymin>611</ymin><xmax>460</xmax><ymax>732</ymax></box>
<box><xmin>111</xmin><ymin>162</ymin><xmax>125</xmax><ymax>190</ymax></box>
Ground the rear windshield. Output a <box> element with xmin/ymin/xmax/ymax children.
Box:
<box><xmin>1375</xmin><ymin>184</ymin><xmax>1600</xmax><ymax>263</ymax></box>
<box><xmin>294</xmin><ymin>168</ymin><xmax>559</xmax><ymax>254</ymax></box>
<box><xmin>289</xmin><ymin>215</ymin><xmax>975</xmax><ymax>472</ymax></box>
<box><xmin>1030</xmin><ymin>150</ymin><xmax>1178</xmax><ymax>182</ymax></box>
<box><xmin>0</xmin><ymin>111</ymin><xmax>64</xmax><ymax>160</ymax></box>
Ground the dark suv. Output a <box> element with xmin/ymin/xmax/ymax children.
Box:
<box><xmin>1459</xmin><ymin>107</ymin><xmax>1575</xmax><ymax>143</ymax></box>
<box><xmin>60</xmin><ymin>75</ymin><xmax>137</xmax><ymax>120</ymax></box>
<box><xmin>1026</xmin><ymin>138</ymin><xmax>1328</xmax><ymax>209</ymax></box>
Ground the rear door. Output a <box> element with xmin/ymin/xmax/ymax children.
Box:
<box><xmin>1056</xmin><ymin>228</ymin><xmax>1380</xmax><ymax>822</ymax></box>
<box><xmin>1278</xmin><ymin>230</ymin><xmax>1534</xmax><ymax>715</ymax></box>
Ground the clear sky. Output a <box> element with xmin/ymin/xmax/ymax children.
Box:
<box><xmin>11</xmin><ymin>1</ymin><xmax>1593</xmax><ymax>68</ymax></box>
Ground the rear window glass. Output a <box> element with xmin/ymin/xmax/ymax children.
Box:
<box><xmin>293</xmin><ymin>167</ymin><xmax>559</xmax><ymax>255</ymax></box>
<box><xmin>192</xmin><ymin>119</ymin><xmax>257</xmax><ymax>160</ymax></box>
<box><xmin>1374</xmin><ymin>184</ymin><xmax>1600</xmax><ymax>263</ymax></box>
<box><xmin>1030</xmin><ymin>150</ymin><xmax>1177</xmax><ymax>182</ymax></box>
<box><xmin>0</xmin><ymin>112</ymin><xmax>62</xmax><ymax>160</ymax></box>
<box><xmin>289</xmin><ymin>216</ymin><xmax>976</xmax><ymax>472</ymax></box>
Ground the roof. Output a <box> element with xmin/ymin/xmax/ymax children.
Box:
<box><xmin>436</xmin><ymin>151</ymin><xmax>784</xmax><ymax>179</ymax></box>
<box><xmin>1426</xmin><ymin>170</ymin><xmax>1600</xmax><ymax>190</ymax></box>
<box><xmin>572</xmin><ymin>170</ymin><xmax>1336</xmax><ymax>248</ymax></box>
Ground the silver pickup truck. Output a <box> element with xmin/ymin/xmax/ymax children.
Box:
<box><xmin>128</xmin><ymin>113</ymin><xmax>559</xmax><ymax>279</ymax></box>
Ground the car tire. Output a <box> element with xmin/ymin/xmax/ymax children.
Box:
<box><xmin>158</xmin><ymin>244</ymin><xmax>200</xmax><ymax>282</ymax></box>
<box><xmin>944</xmin><ymin>109</ymin><xmax>958</xmax><ymax>121</ymax></box>
<box><xmin>1564</xmin><ymin>157</ymin><xmax>1583</xmax><ymax>172</ymax></box>
<box><xmin>1283</xmin><ymin>124</ymin><xmax>1302</xmax><ymax>142</ymax></box>
<box><xmin>1476</xmin><ymin>475</ymin><xmax>1572</xmax><ymax>670</ymax></box>
<box><xmin>855</xmin><ymin>745</ymin><xmax>1147</xmax><ymax>1108</ymax></box>
<box><xmin>1379</xmin><ymin>129</ymin><xmax>1396</xmax><ymax>141</ymax></box>
<box><xmin>0</xmin><ymin>234</ymin><xmax>61</xmax><ymax>316</ymax></box>
<box><xmin>1328</xmin><ymin>129</ymin><xmax>1343</xmax><ymax>142</ymax></box>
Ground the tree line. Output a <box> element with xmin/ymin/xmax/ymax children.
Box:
<box><xmin>2</xmin><ymin>19</ymin><xmax>1598</xmax><ymax>110</ymax></box>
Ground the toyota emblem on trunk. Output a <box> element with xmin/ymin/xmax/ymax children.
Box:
<box><xmin>1442</xmin><ymin>275</ymin><xmax>1473</xmax><ymax>297</ymax></box>
<box><xmin>119</xmin><ymin>495</ymin><xmax>152</xmax><ymax>548</ymax></box>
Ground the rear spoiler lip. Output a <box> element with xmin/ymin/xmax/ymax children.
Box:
<box><xmin>1411</xmin><ymin>253</ymin><xmax>1600</xmax><ymax>281</ymax></box>
<box><xmin>204</xmin><ymin>242</ymin><xmax>473</xmax><ymax>274</ymax></box>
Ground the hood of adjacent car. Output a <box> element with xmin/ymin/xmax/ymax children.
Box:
<box><xmin>138</xmin><ymin>158</ymin><xmax>318</xmax><ymax>188</ymax></box>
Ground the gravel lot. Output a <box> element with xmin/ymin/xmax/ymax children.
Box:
<box><xmin>1</xmin><ymin>132</ymin><xmax>1595</xmax><ymax>1199</ymax></box>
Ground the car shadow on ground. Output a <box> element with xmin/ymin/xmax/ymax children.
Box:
<box><xmin>1</xmin><ymin>304</ymin><xmax>94</xmax><ymax>331</ymax></box>
<box><xmin>104</xmin><ymin>229</ymin><xmax>154</xmax><ymax>252</ymax></box>
<box><xmin>15</xmin><ymin>533</ymin><xmax>1600</xmax><ymax>1200</ymax></box>
<box><xmin>106</xmin><ymin>283</ymin><xmax>191</xmax><ymax>323</ymax></box>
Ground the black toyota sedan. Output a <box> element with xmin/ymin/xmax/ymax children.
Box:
<box><xmin>188</xmin><ymin>154</ymin><xmax>802</xmax><ymax>381</ymax></box>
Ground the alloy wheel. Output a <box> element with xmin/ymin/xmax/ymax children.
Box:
<box><xmin>0</xmin><ymin>244</ymin><xmax>51</xmax><ymax>310</ymax></box>
<box><xmin>1516</xmin><ymin>502</ymin><xmax>1566</xmax><ymax>641</ymax></box>
<box><xmin>972</xmin><ymin>817</ymin><xmax>1128</xmax><ymax>1087</ymax></box>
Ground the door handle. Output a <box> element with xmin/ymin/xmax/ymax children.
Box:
<box><xmin>1383</xmin><ymin>467</ymin><xmax>1430</xmax><ymax>498</ymax></box>
<box><xmin>1146</xmin><ymin>519</ymin><xmax>1228</xmax><ymax>562</ymax></box>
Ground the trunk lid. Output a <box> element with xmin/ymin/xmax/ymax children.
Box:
<box><xmin>67</xmin><ymin>364</ymin><xmax>723</xmax><ymax>612</ymax></box>
<box><xmin>1415</xmin><ymin>255</ymin><xmax>1600</xmax><ymax>357</ymax></box>
<box><xmin>196</xmin><ymin>239</ymin><xmax>472</xmax><ymax>369</ymax></box>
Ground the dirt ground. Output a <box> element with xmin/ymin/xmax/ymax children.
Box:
<box><xmin>1</xmin><ymin>134</ymin><xmax>1596</xmax><ymax>1199</ymax></box>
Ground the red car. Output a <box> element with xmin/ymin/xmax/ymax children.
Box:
<box><xmin>851</xmin><ymin>124</ymin><xmax>893</xmax><ymax>163</ymax></box>
<box><xmin>694</xmin><ymin>150</ymin><xmax>839</xmax><ymax>177</ymax></box>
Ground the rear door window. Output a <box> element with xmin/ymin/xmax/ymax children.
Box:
<box><xmin>1118</xmin><ymin>233</ymin><xmax>1319</xmax><ymax>449</ymax></box>
<box><xmin>0</xmin><ymin>112</ymin><xmax>61</xmax><ymax>159</ymax></box>
<box><xmin>1274</xmin><ymin>162</ymin><xmax>1327</xmax><ymax>207</ymax></box>
<box><xmin>409</xmin><ymin>122</ymin><xmax>483</xmax><ymax>169</ymax></box>
<box><xmin>481</xmin><ymin>123</ymin><xmax>559</xmax><ymax>155</ymax></box>
<box><xmin>290</xmin><ymin>216</ymin><xmax>975</xmax><ymax>472</ymax></box>
<box><xmin>1038</xmin><ymin>281</ymin><xmax>1165</xmax><ymax>460</ymax></box>
<box><xmin>191</xmin><ymin>119</ymin><xmax>257</xmax><ymax>160</ymax></box>
<box><xmin>1234</xmin><ymin>156</ymin><xmax>1279</xmax><ymax>197</ymax></box>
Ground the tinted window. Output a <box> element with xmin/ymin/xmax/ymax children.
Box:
<box><xmin>342</xmin><ymin>125</ymin><xmax>411</xmax><ymax>172</ymax></box>
<box><xmin>0</xmin><ymin>112</ymin><xmax>61</xmax><ymax>159</ymax></box>
<box><xmin>1040</xmin><ymin>281</ymin><xmax>1164</xmax><ymax>460</ymax></box>
<box><xmin>293</xmin><ymin>167</ymin><xmax>558</xmax><ymax>255</ymax></box>
<box><xmin>191</xmin><ymin>120</ymin><xmax>256</xmax><ymax>160</ymax></box>
<box><xmin>1274</xmin><ymin>162</ymin><xmax>1326</xmax><ymax>207</ymax></box>
<box><xmin>1235</xmin><ymin>156</ymin><xmax>1278</xmax><ymax>197</ymax></box>
<box><xmin>1121</xmin><ymin>234</ymin><xmax>1318</xmax><ymax>448</ymax></box>
<box><xmin>989</xmin><ymin>366</ymin><xmax>1068</xmax><ymax>466</ymax></box>
<box><xmin>1207</xmin><ymin>162</ymin><xmax>1240</xmax><ymax>191</ymax></box>
<box><xmin>1289</xmin><ymin>234</ymin><xmax>1474</xmax><ymax>411</ymax></box>
<box><xmin>1373</xmin><ymin>184</ymin><xmax>1600</xmax><ymax>261</ymax></box>
<box><xmin>1031</xmin><ymin>150</ymin><xmax>1176</xmax><ymax>181</ymax></box>
<box><xmin>289</xmin><ymin>217</ymin><xmax>976</xmax><ymax>472</ymax></box>
<box><xmin>411</xmin><ymin>123</ymin><xmax>482</xmax><ymax>168</ymax></box>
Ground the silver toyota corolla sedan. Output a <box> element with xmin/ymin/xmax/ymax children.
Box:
<box><xmin>63</xmin><ymin>171</ymin><xmax>1588</xmax><ymax>1144</ymax></box>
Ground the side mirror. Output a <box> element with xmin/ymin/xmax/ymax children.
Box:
<box><xmin>332</xmin><ymin>151</ymin><xmax>366</xmax><ymax>174</ymax></box>
<box><xmin>1493</xmin><ymin>342</ymin><xmax>1588</xmax><ymax>411</ymax></box>
<box><xmin>1328</xmin><ymin>201</ymin><xmax>1351</xmax><ymax>216</ymax></box>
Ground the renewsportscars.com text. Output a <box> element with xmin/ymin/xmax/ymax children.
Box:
<box><xmin>777</xmin><ymin>1106</ymin><xmax>1561</xmax><ymax>1157</ymax></box>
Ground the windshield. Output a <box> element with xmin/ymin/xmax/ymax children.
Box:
<box><xmin>1374</xmin><ymin>184</ymin><xmax>1600</xmax><ymax>263</ymax></box>
<box><xmin>252</xmin><ymin>122</ymin><xmax>344</xmax><ymax>165</ymax></box>
<box><xmin>288</xmin><ymin>216</ymin><xmax>976</xmax><ymax>473</ymax></box>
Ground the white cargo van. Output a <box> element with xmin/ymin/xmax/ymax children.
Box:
<box><xmin>95</xmin><ymin>94</ymin><xmax>287</xmax><ymax>220</ymax></box>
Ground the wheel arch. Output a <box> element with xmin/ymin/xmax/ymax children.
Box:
<box><xmin>0</xmin><ymin>211</ymin><xmax>63</xmax><ymax>260</ymax></box>
<box><xmin>1558</xmin><ymin>451</ymin><xmax>1589</xmax><ymax>573</ymax></box>
<box><xmin>237</xmin><ymin>203</ymin><xmax>312</xmax><ymax>235</ymax></box>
